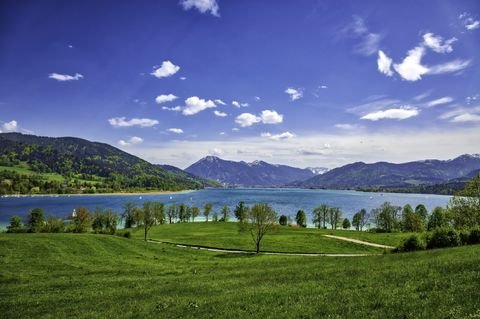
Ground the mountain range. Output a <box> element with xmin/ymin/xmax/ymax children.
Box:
<box><xmin>185</xmin><ymin>156</ymin><xmax>327</xmax><ymax>186</ymax></box>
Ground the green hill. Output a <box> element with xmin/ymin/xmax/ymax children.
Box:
<box><xmin>0</xmin><ymin>133</ymin><xmax>213</xmax><ymax>194</ymax></box>
<box><xmin>1</xmin><ymin>231</ymin><xmax>479</xmax><ymax>318</ymax></box>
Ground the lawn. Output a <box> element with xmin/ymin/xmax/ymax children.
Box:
<box><xmin>1</xmin><ymin>233</ymin><xmax>479</xmax><ymax>318</ymax></box>
<box><xmin>132</xmin><ymin>222</ymin><xmax>384</xmax><ymax>254</ymax></box>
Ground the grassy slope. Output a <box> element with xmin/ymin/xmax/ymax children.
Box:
<box><xmin>132</xmin><ymin>223</ymin><xmax>384</xmax><ymax>254</ymax></box>
<box><xmin>1</xmin><ymin>233</ymin><xmax>479</xmax><ymax>318</ymax></box>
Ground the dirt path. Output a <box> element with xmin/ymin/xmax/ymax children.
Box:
<box><xmin>147</xmin><ymin>239</ymin><xmax>379</xmax><ymax>257</ymax></box>
<box><xmin>322</xmin><ymin>235</ymin><xmax>395</xmax><ymax>249</ymax></box>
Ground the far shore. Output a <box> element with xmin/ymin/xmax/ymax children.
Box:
<box><xmin>1</xmin><ymin>189</ymin><xmax>198</xmax><ymax>198</ymax></box>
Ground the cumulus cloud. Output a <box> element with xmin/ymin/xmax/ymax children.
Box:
<box><xmin>260</xmin><ymin>110</ymin><xmax>283</xmax><ymax>124</ymax></box>
<box><xmin>361</xmin><ymin>107</ymin><xmax>419</xmax><ymax>121</ymax></box>
<box><xmin>377</xmin><ymin>50</ymin><xmax>393</xmax><ymax>76</ymax></box>
<box><xmin>422</xmin><ymin>33</ymin><xmax>457</xmax><ymax>53</ymax></box>
<box><xmin>48</xmin><ymin>73</ymin><xmax>83</xmax><ymax>81</ymax></box>
<box><xmin>285</xmin><ymin>87</ymin><xmax>303</xmax><ymax>101</ymax></box>
<box><xmin>213</xmin><ymin>110</ymin><xmax>227</xmax><ymax>117</ymax></box>
<box><xmin>381</xmin><ymin>33</ymin><xmax>470</xmax><ymax>81</ymax></box>
<box><xmin>214</xmin><ymin>99</ymin><xmax>226</xmax><ymax>105</ymax></box>
<box><xmin>118</xmin><ymin>136</ymin><xmax>144</xmax><ymax>147</ymax></box>
<box><xmin>426</xmin><ymin>97</ymin><xmax>453</xmax><ymax>107</ymax></box>
<box><xmin>235</xmin><ymin>113</ymin><xmax>261</xmax><ymax>127</ymax></box>
<box><xmin>108</xmin><ymin>117</ymin><xmax>159</xmax><ymax>128</ymax></box>
<box><xmin>261</xmin><ymin>131</ymin><xmax>295</xmax><ymax>141</ymax></box>
<box><xmin>162</xmin><ymin>106</ymin><xmax>182</xmax><ymax>112</ymax></box>
<box><xmin>232</xmin><ymin>100</ymin><xmax>249</xmax><ymax>108</ymax></box>
<box><xmin>182</xmin><ymin>96</ymin><xmax>216</xmax><ymax>115</ymax></box>
<box><xmin>2</xmin><ymin>120</ymin><xmax>18</xmax><ymax>132</ymax></box>
<box><xmin>151</xmin><ymin>61</ymin><xmax>180</xmax><ymax>78</ymax></box>
<box><xmin>167</xmin><ymin>128</ymin><xmax>184</xmax><ymax>134</ymax></box>
<box><xmin>155</xmin><ymin>94</ymin><xmax>178</xmax><ymax>104</ymax></box>
<box><xmin>180</xmin><ymin>0</ymin><xmax>219</xmax><ymax>17</ymax></box>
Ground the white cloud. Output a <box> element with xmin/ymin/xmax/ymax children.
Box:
<box><xmin>48</xmin><ymin>73</ymin><xmax>83</xmax><ymax>81</ymax></box>
<box><xmin>361</xmin><ymin>107</ymin><xmax>419</xmax><ymax>121</ymax></box>
<box><xmin>162</xmin><ymin>106</ymin><xmax>182</xmax><ymax>112</ymax></box>
<box><xmin>428</xmin><ymin>59</ymin><xmax>471</xmax><ymax>74</ymax></box>
<box><xmin>219</xmin><ymin>132</ymin><xmax>226</xmax><ymax>136</ymax></box>
<box><xmin>422</xmin><ymin>33</ymin><xmax>457</xmax><ymax>53</ymax></box>
<box><xmin>108</xmin><ymin>117</ymin><xmax>159</xmax><ymax>128</ymax></box>
<box><xmin>180</xmin><ymin>0</ymin><xmax>219</xmax><ymax>17</ymax></box>
<box><xmin>182</xmin><ymin>96</ymin><xmax>216</xmax><ymax>115</ymax></box>
<box><xmin>459</xmin><ymin>13</ymin><xmax>480</xmax><ymax>31</ymax></box>
<box><xmin>261</xmin><ymin>131</ymin><xmax>296</xmax><ymax>141</ymax></box>
<box><xmin>254</xmin><ymin>96</ymin><xmax>261</xmax><ymax>101</ymax></box>
<box><xmin>285</xmin><ymin>87</ymin><xmax>303</xmax><ymax>101</ymax></box>
<box><xmin>426</xmin><ymin>97</ymin><xmax>453</xmax><ymax>107</ymax></box>
<box><xmin>414</xmin><ymin>91</ymin><xmax>432</xmax><ymax>101</ymax></box>
<box><xmin>151</xmin><ymin>61</ymin><xmax>180</xmax><ymax>78</ymax></box>
<box><xmin>260</xmin><ymin>110</ymin><xmax>283</xmax><ymax>124</ymax></box>
<box><xmin>2</xmin><ymin>120</ymin><xmax>18</xmax><ymax>132</ymax></box>
<box><xmin>235</xmin><ymin>113</ymin><xmax>261</xmax><ymax>127</ymax></box>
<box><xmin>180</xmin><ymin>76</ymin><xmax>187</xmax><ymax>80</ymax></box>
<box><xmin>167</xmin><ymin>128</ymin><xmax>184</xmax><ymax>134</ymax></box>
<box><xmin>155</xmin><ymin>94</ymin><xmax>178</xmax><ymax>104</ymax></box>
<box><xmin>335</xmin><ymin>123</ymin><xmax>357</xmax><ymax>130</ymax></box>
<box><xmin>214</xmin><ymin>99</ymin><xmax>226</xmax><ymax>105</ymax></box>
<box><xmin>356</xmin><ymin>33</ymin><xmax>382</xmax><ymax>56</ymax></box>
<box><xmin>118</xmin><ymin>136</ymin><xmax>144</xmax><ymax>147</ymax></box>
<box><xmin>232</xmin><ymin>100</ymin><xmax>249</xmax><ymax>108</ymax></box>
<box><xmin>320</xmin><ymin>85</ymin><xmax>328</xmax><ymax>89</ymax></box>
<box><xmin>208</xmin><ymin>147</ymin><xmax>224</xmax><ymax>156</ymax></box>
<box><xmin>377</xmin><ymin>50</ymin><xmax>393</xmax><ymax>76</ymax></box>
<box><xmin>213</xmin><ymin>110</ymin><xmax>227</xmax><ymax>117</ymax></box>
<box><xmin>232</xmin><ymin>128</ymin><xmax>239</xmax><ymax>131</ymax></box>
<box><xmin>393</xmin><ymin>47</ymin><xmax>429</xmax><ymax>81</ymax></box>
<box><xmin>451</xmin><ymin>113</ymin><xmax>480</xmax><ymax>123</ymax></box>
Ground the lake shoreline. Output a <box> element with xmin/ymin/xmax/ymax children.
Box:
<box><xmin>1</xmin><ymin>189</ymin><xmax>197</xmax><ymax>198</ymax></box>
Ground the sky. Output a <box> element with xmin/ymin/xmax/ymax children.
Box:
<box><xmin>0</xmin><ymin>0</ymin><xmax>479</xmax><ymax>169</ymax></box>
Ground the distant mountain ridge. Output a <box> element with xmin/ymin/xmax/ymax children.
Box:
<box><xmin>185</xmin><ymin>156</ymin><xmax>321</xmax><ymax>186</ymax></box>
<box><xmin>297</xmin><ymin>154</ymin><xmax>480</xmax><ymax>190</ymax></box>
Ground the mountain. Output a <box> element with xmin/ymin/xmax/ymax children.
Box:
<box><xmin>298</xmin><ymin>154</ymin><xmax>480</xmax><ymax>190</ymax></box>
<box><xmin>156</xmin><ymin>164</ymin><xmax>221</xmax><ymax>187</ymax></box>
<box><xmin>185</xmin><ymin>156</ymin><xmax>317</xmax><ymax>186</ymax></box>
<box><xmin>0</xmin><ymin>132</ymin><xmax>209</xmax><ymax>194</ymax></box>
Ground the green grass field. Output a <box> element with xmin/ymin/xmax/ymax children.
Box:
<box><xmin>1</xmin><ymin>226</ymin><xmax>480</xmax><ymax>318</ymax></box>
<box><xmin>132</xmin><ymin>223</ymin><xmax>386</xmax><ymax>254</ymax></box>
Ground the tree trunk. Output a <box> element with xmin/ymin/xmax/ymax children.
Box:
<box><xmin>144</xmin><ymin>226</ymin><xmax>147</xmax><ymax>241</ymax></box>
<box><xmin>256</xmin><ymin>241</ymin><xmax>260</xmax><ymax>254</ymax></box>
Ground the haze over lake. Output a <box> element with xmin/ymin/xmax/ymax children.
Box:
<box><xmin>0</xmin><ymin>188</ymin><xmax>451</xmax><ymax>226</ymax></box>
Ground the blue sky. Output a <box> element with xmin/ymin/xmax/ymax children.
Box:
<box><xmin>1</xmin><ymin>0</ymin><xmax>479</xmax><ymax>168</ymax></box>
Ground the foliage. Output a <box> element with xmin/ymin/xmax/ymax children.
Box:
<box><xmin>6</xmin><ymin>215</ymin><xmax>24</xmax><ymax>233</ymax></box>
<box><xmin>71</xmin><ymin>207</ymin><xmax>93</xmax><ymax>233</ymax></box>
<box><xmin>426</xmin><ymin>228</ymin><xmax>460</xmax><ymax>249</ymax></box>
<box><xmin>312</xmin><ymin>204</ymin><xmax>329</xmax><ymax>229</ymax></box>
<box><xmin>279</xmin><ymin>215</ymin><xmax>288</xmax><ymax>226</ymax></box>
<box><xmin>401</xmin><ymin>204</ymin><xmax>424</xmax><ymax>232</ymax></box>
<box><xmin>203</xmin><ymin>203</ymin><xmax>213</xmax><ymax>222</ymax></box>
<box><xmin>398</xmin><ymin>234</ymin><xmax>426</xmax><ymax>252</ymax></box>
<box><xmin>27</xmin><ymin>208</ymin><xmax>45</xmax><ymax>233</ymax></box>
<box><xmin>352</xmin><ymin>209</ymin><xmax>368</xmax><ymax>231</ymax></box>
<box><xmin>240</xmin><ymin>203</ymin><xmax>278</xmax><ymax>253</ymax></box>
<box><xmin>191</xmin><ymin>206</ymin><xmax>200</xmax><ymax>222</ymax></box>
<box><xmin>92</xmin><ymin>208</ymin><xmax>118</xmax><ymax>235</ymax></box>
<box><xmin>342</xmin><ymin>218</ymin><xmax>351</xmax><ymax>230</ymax></box>
<box><xmin>233</xmin><ymin>201</ymin><xmax>249</xmax><ymax>223</ymax></box>
<box><xmin>328</xmin><ymin>207</ymin><xmax>342</xmax><ymax>230</ymax></box>
<box><xmin>427</xmin><ymin>206</ymin><xmax>449</xmax><ymax>230</ymax></box>
<box><xmin>448</xmin><ymin>173</ymin><xmax>480</xmax><ymax>228</ymax></box>
<box><xmin>122</xmin><ymin>202</ymin><xmax>137</xmax><ymax>228</ymax></box>
<box><xmin>220</xmin><ymin>205</ymin><xmax>230</xmax><ymax>222</ymax></box>
<box><xmin>371</xmin><ymin>202</ymin><xmax>401</xmax><ymax>232</ymax></box>
<box><xmin>295</xmin><ymin>210</ymin><xmax>307</xmax><ymax>227</ymax></box>
<box><xmin>43</xmin><ymin>215</ymin><xmax>65</xmax><ymax>233</ymax></box>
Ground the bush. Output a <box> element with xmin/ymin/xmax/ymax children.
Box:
<box><xmin>279</xmin><ymin>215</ymin><xmax>288</xmax><ymax>226</ymax></box>
<box><xmin>468</xmin><ymin>228</ymin><xmax>480</xmax><ymax>244</ymax></box>
<box><xmin>115</xmin><ymin>230</ymin><xmax>131</xmax><ymax>239</ymax></box>
<box><xmin>427</xmin><ymin>228</ymin><xmax>460</xmax><ymax>249</ymax></box>
<box><xmin>399</xmin><ymin>234</ymin><xmax>426</xmax><ymax>252</ymax></box>
<box><xmin>459</xmin><ymin>229</ymin><xmax>470</xmax><ymax>245</ymax></box>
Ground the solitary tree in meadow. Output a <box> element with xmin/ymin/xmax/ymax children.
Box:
<box><xmin>342</xmin><ymin>218</ymin><xmax>351</xmax><ymax>229</ymax></box>
<box><xmin>240</xmin><ymin>203</ymin><xmax>278</xmax><ymax>253</ymax></box>
<box><xmin>204</xmin><ymin>202</ymin><xmax>213</xmax><ymax>222</ymax></box>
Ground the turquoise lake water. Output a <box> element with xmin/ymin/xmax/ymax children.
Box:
<box><xmin>0</xmin><ymin>188</ymin><xmax>452</xmax><ymax>227</ymax></box>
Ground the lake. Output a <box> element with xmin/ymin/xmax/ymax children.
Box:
<box><xmin>0</xmin><ymin>188</ymin><xmax>452</xmax><ymax>228</ymax></box>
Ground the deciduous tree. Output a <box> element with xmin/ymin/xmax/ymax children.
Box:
<box><xmin>240</xmin><ymin>203</ymin><xmax>278</xmax><ymax>253</ymax></box>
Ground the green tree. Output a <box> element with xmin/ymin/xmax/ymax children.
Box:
<box><xmin>352</xmin><ymin>209</ymin><xmax>368</xmax><ymax>231</ymax></box>
<box><xmin>428</xmin><ymin>206</ymin><xmax>449</xmax><ymax>230</ymax></box>
<box><xmin>448</xmin><ymin>174</ymin><xmax>480</xmax><ymax>228</ymax></box>
<box><xmin>191</xmin><ymin>206</ymin><xmax>200</xmax><ymax>222</ymax></box>
<box><xmin>7</xmin><ymin>215</ymin><xmax>23</xmax><ymax>233</ymax></box>
<box><xmin>312</xmin><ymin>204</ymin><xmax>329</xmax><ymax>229</ymax></box>
<box><xmin>402</xmin><ymin>204</ymin><xmax>424</xmax><ymax>232</ymax></box>
<box><xmin>371</xmin><ymin>202</ymin><xmax>401</xmax><ymax>232</ymax></box>
<box><xmin>295</xmin><ymin>210</ymin><xmax>307</xmax><ymax>227</ymax></box>
<box><xmin>141</xmin><ymin>202</ymin><xmax>157</xmax><ymax>241</ymax></box>
<box><xmin>240</xmin><ymin>203</ymin><xmax>278</xmax><ymax>253</ymax></box>
<box><xmin>167</xmin><ymin>204</ymin><xmax>176</xmax><ymax>224</ymax></box>
<box><xmin>279</xmin><ymin>215</ymin><xmax>288</xmax><ymax>226</ymax></box>
<box><xmin>220</xmin><ymin>205</ymin><xmax>230</xmax><ymax>222</ymax></box>
<box><xmin>179</xmin><ymin>203</ymin><xmax>187</xmax><ymax>222</ymax></box>
<box><xmin>415</xmin><ymin>204</ymin><xmax>428</xmax><ymax>226</ymax></box>
<box><xmin>122</xmin><ymin>202</ymin><xmax>137</xmax><ymax>228</ymax></box>
<box><xmin>203</xmin><ymin>202</ymin><xmax>213</xmax><ymax>222</ymax></box>
<box><xmin>27</xmin><ymin>207</ymin><xmax>45</xmax><ymax>232</ymax></box>
<box><xmin>342</xmin><ymin>218</ymin><xmax>351</xmax><ymax>229</ymax></box>
<box><xmin>72</xmin><ymin>207</ymin><xmax>92</xmax><ymax>233</ymax></box>
<box><xmin>234</xmin><ymin>201</ymin><xmax>249</xmax><ymax>223</ymax></box>
<box><xmin>328</xmin><ymin>207</ymin><xmax>342</xmax><ymax>230</ymax></box>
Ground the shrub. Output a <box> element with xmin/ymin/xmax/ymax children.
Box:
<box><xmin>279</xmin><ymin>215</ymin><xmax>288</xmax><ymax>226</ymax></box>
<box><xmin>459</xmin><ymin>229</ymin><xmax>470</xmax><ymax>245</ymax></box>
<box><xmin>427</xmin><ymin>228</ymin><xmax>460</xmax><ymax>249</ymax></box>
<box><xmin>468</xmin><ymin>228</ymin><xmax>480</xmax><ymax>244</ymax></box>
<box><xmin>399</xmin><ymin>234</ymin><xmax>426</xmax><ymax>252</ymax></box>
<box><xmin>115</xmin><ymin>230</ymin><xmax>131</xmax><ymax>238</ymax></box>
